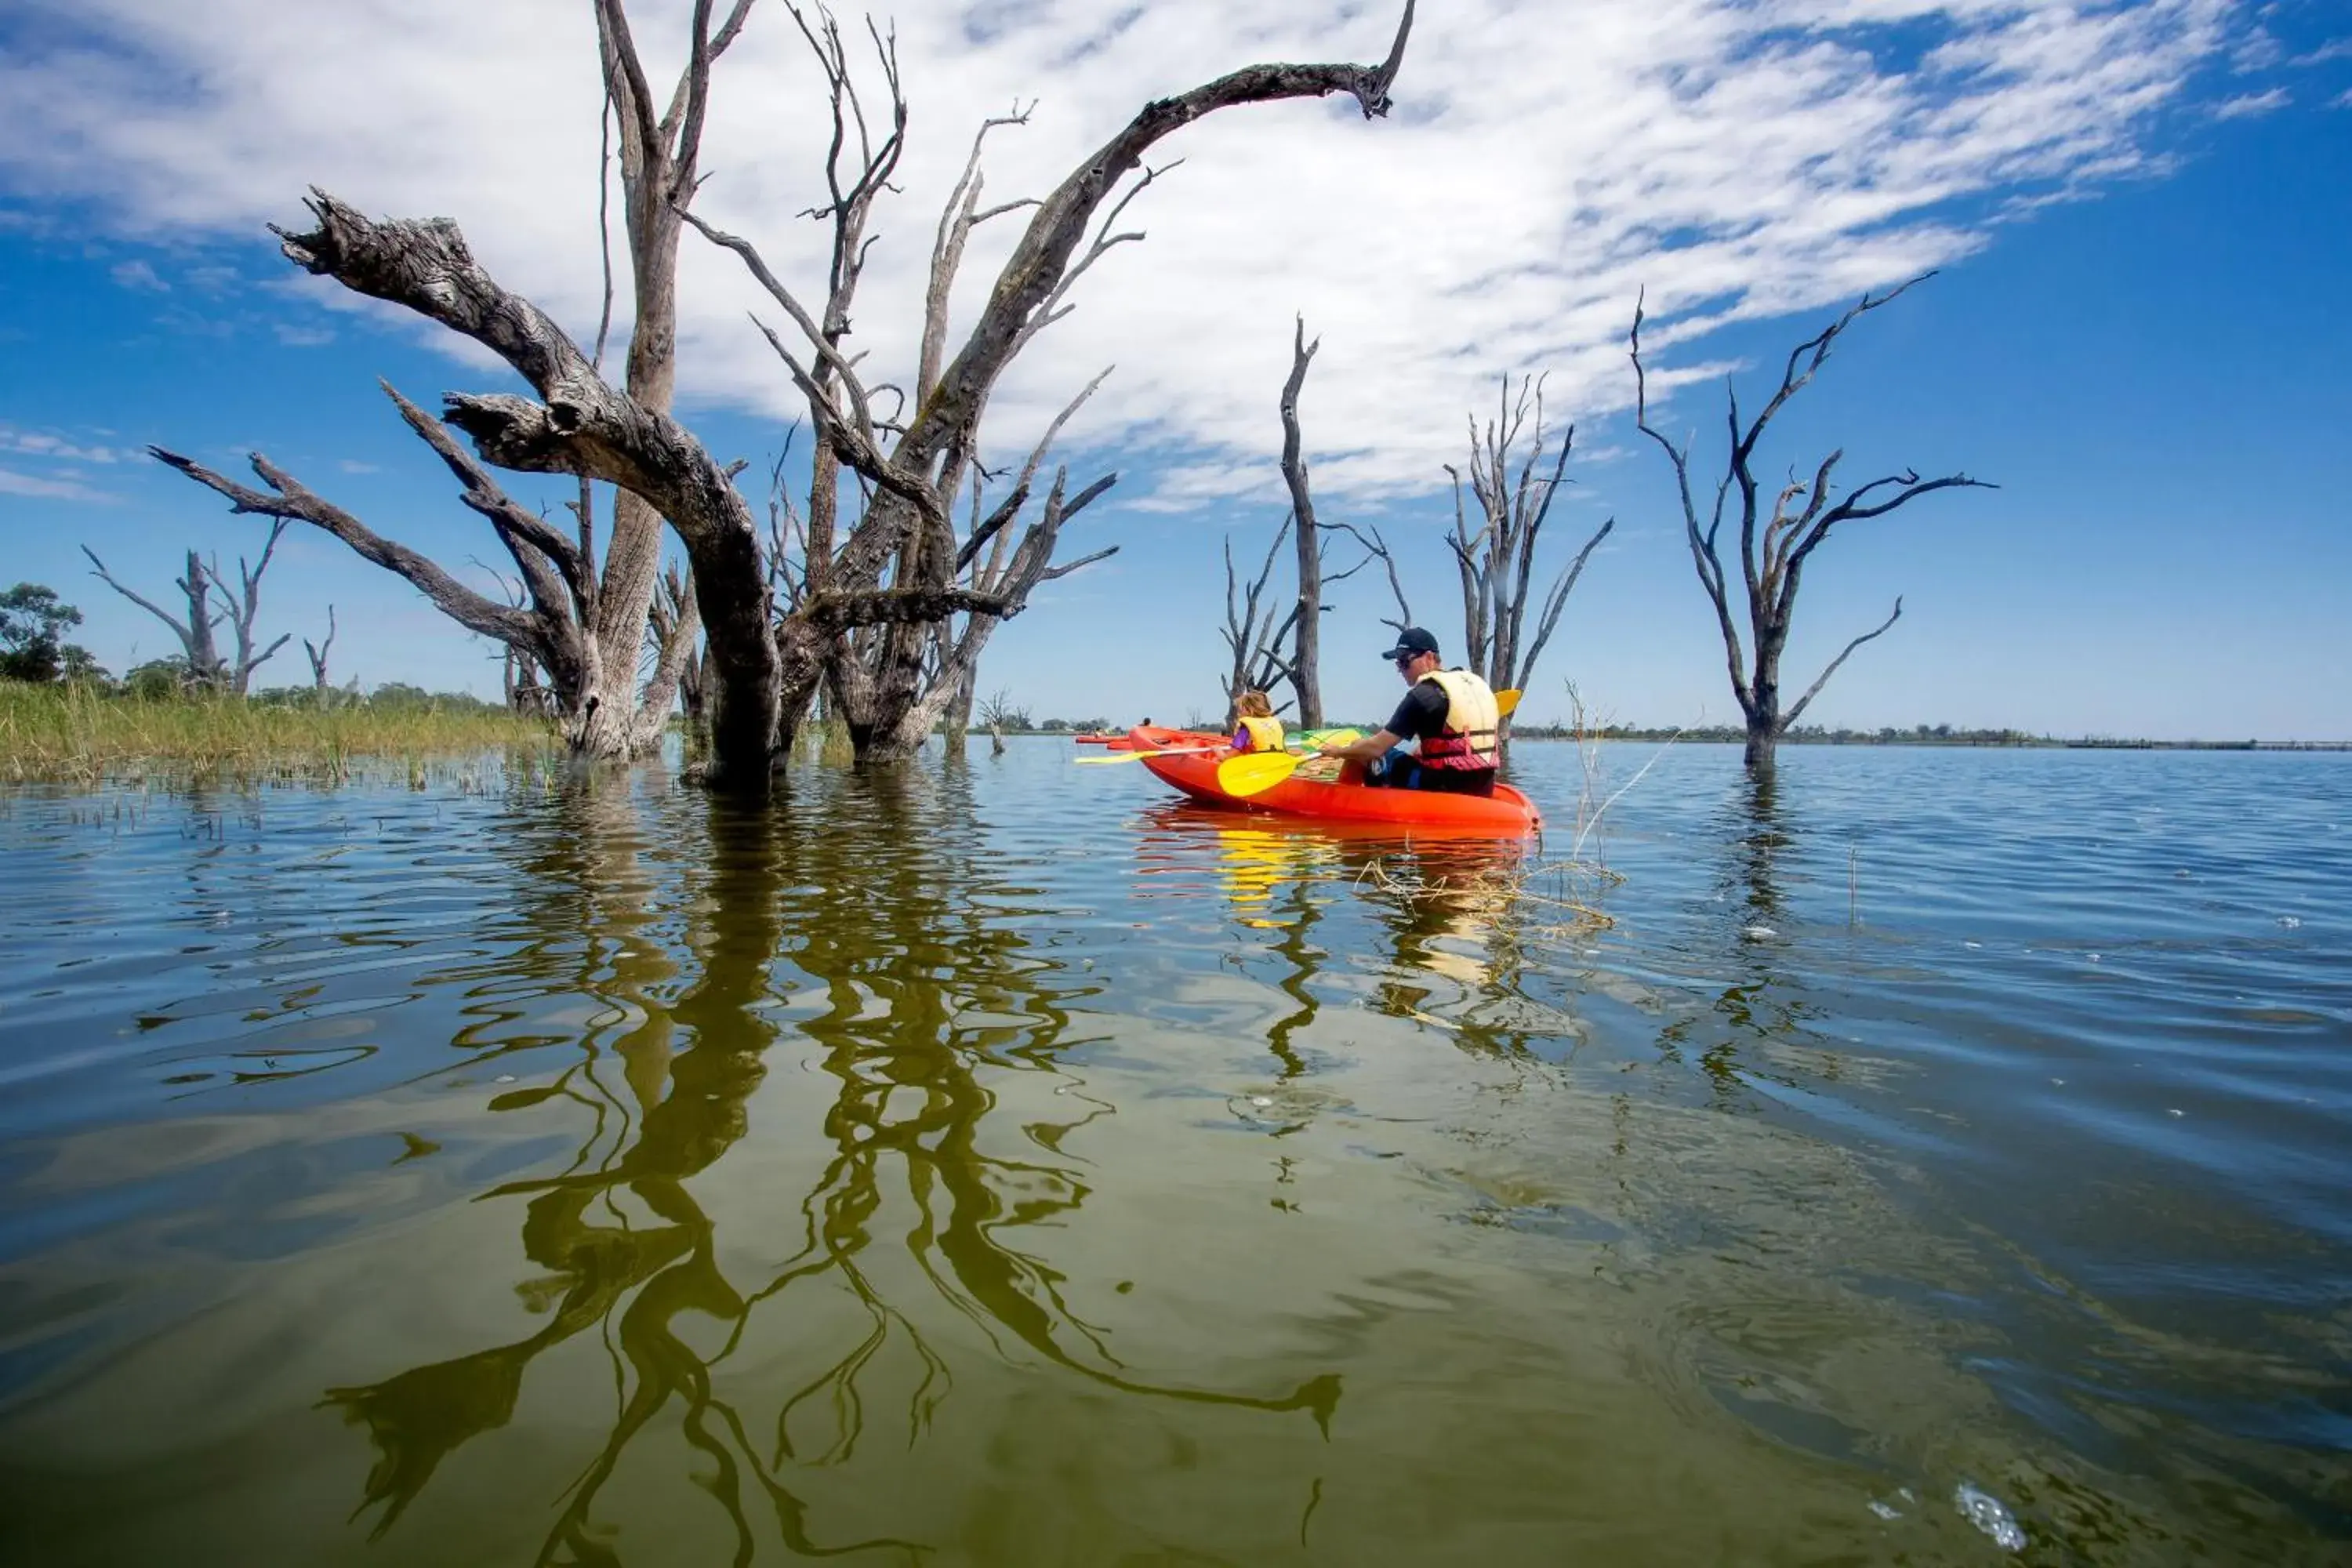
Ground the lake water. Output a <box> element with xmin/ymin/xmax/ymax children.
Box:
<box><xmin>0</xmin><ymin>739</ymin><xmax>2346</xmax><ymax>1565</ymax></box>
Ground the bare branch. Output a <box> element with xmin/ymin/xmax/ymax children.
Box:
<box><xmin>1783</xmin><ymin>597</ymin><xmax>1902</xmax><ymax>728</ymax></box>
<box><xmin>1631</xmin><ymin>293</ymin><xmax>1750</xmax><ymax>713</ymax></box>
<box><xmin>151</xmin><ymin>446</ymin><xmax>545</xmax><ymax>653</ymax></box>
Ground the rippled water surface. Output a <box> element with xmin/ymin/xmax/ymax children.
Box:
<box><xmin>1</xmin><ymin>740</ymin><xmax>2347</xmax><ymax>1565</ymax></box>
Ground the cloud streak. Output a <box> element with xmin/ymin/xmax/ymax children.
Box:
<box><xmin>0</xmin><ymin>464</ymin><xmax>114</xmax><ymax>502</ymax></box>
<box><xmin>0</xmin><ymin>0</ymin><xmax>2244</xmax><ymax>505</ymax></box>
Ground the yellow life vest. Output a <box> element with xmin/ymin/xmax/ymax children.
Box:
<box><xmin>1236</xmin><ymin>713</ymin><xmax>1285</xmax><ymax>753</ymax></box>
<box><xmin>1418</xmin><ymin>669</ymin><xmax>1501</xmax><ymax>769</ymax></box>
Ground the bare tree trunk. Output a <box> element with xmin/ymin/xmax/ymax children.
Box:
<box><xmin>1631</xmin><ymin>279</ymin><xmax>1989</xmax><ymax>771</ymax></box>
<box><xmin>1279</xmin><ymin>316</ymin><xmax>1324</xmax><ymax>728</ymax></box>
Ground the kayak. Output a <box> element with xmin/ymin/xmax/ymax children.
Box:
<box><xmin>1123</xmin><ymin>725</ymin><xmax>1541</xmax><ymax>833</ymax></box>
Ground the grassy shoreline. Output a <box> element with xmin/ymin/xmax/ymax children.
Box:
<box><xmin>0</xmin><ymin>684</ymin><xmax>558</xmax><ymax>785</ymax></box>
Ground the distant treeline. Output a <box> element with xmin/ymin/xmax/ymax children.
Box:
<box><xmin>1509</xmin><ymin>722</ymin><xmax>2352</xmax><ymax>752</ymax></box>
<box><xmin>978</xmin><ymin>717</ymin><xmax>2349</xmax><ymax>751</ymax></box>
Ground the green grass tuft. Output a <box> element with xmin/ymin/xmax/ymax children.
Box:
<box><xmin>0</xmin><ymin>683</ymin><xmax>560</xmax><ymax>786</ymax></box>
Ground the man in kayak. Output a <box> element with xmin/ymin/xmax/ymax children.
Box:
<box><xmin>1316</xmin><ymin>627</ymin><xmax>1501</xmax><ymax>795</ymax></box>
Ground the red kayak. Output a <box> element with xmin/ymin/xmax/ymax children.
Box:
<box><xmin>1123</xmin><ymin>726</ymin><xmax>1541</xmax><ymax>833</ymax></box>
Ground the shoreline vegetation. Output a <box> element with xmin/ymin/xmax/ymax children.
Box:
<box><xmin>994</xmin><ymin>719</ymin><xmax>2352</xmax><ymax>753</ymax></box>
<box><xmin>0</xmin><ymin>682</ymin><xmax>556</xmax><ymax>786</ymax></box>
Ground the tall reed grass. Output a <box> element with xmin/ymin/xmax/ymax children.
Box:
<box><xmin>0</xmin><ymin>684</ymin><xmax>557</xmax><ymax>786</ymax></box>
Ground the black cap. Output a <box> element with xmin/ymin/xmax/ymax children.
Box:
<box><xmin>1381</xmin><ymin>626</ymin><xmax>1439</xmax><ymax>662</ymax></box>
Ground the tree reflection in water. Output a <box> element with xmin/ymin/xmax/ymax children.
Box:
<box><xmin>1656</xmin><ymin>764</ymin><xmax>1826</xmax><ymax>1098</ymax></box>
<box><xmin>325</xmin><ymin>768</ymin><xmax>1338</xmax><ymax>1560</ymax></box>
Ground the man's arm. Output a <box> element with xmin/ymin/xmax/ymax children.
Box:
<box><xmin>1320</xmin><ymin>728</ymin><xmax>1401</xmax><ymax>761</ymax></box>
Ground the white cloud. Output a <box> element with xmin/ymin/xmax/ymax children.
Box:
<box><xmin>2212</xmin><ymin>86</ymin><xmax>2289</xmax><ymax>118</ymax></box>
<box><xmin>0</xmin><ymin>0</ymin><xmax>2244</xmax><ymax>506</ymax></box>
<box><xmin>0</xmin><ymin>464</ymin><xmax>114</xmax><ymax>502</ymax></box>
<box><xmin>108</xmin><ymin>257</ymin><xmax>168</xmax><ymax>291</ymax></box>
<box><xmin>0</xmin><ymin>424</ymin><xmax>129</xmax><ymax>463</ymax></box>
<box><xmin>336</xmin><ymin>458</ymin><xmax>381</xmax><ymax>474</ymax></box>
<box><xmin>273</xmin><ymin>321</ymin><xmax>336</xmax><ymax>347</ymax></box>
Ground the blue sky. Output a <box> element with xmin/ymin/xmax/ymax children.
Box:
<box><xmin>2</xmin><ymin>0</ymin><xmax>2347</xmax><ymax>740</ymax></box>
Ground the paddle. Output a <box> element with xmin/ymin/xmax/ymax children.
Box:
<box><xmin>1080</xmin><ymin>726</ymin><xmax>1362</xmax><ymax>768</ymax></box>
<box><xmin>1074</xmin><ymin>744</ymin><xmax>1224</xmax><ymax>765</ymax></box>
<box><xmin>1214</xmin><ymin>695</ymin><xmax>1523</xmax><ymax>797</ymax></box>
<box><xmin>1217</xmin><ymin>750</ymin><xmax>1305</xmax><ymax>797</ymax></box>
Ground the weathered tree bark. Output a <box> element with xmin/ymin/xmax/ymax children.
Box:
<box><xmin>82</xmin><ymin>544</ymin><xmax>228</xmax><ymax>690</ymax></box>
<box><xmin>568</xmin><ymin>0</ymin><xmax>757</xmax><ymax>757</ymax></box>
<box><xmin>648</xmin><ymin>562</ymin><xmax>705</xmax><ymax>726</ymax></box>
<box><xmin>1443</xmin><ymin>375</ymin><xmax>1613</xmax><ymax>760</ymax></box>
<box><xmin>1279</xmin><ymin>317</ymin><xmax>1325</xmax><ymax>728</ymax></box>
<box><xmin>1630</xmin><ymin>277</ymin><xmax>1992</xmax><ymax>769</ymax></box>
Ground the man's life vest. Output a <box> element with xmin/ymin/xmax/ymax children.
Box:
<box><xmin>1417</xmin><ymin>669</ymin><xmax>1501</xmax><ymax>770</ymax></box>
<box><xmin>1236</xmin><ymin>713</ymin><xmax>1285</xmax><ymax>753</ymax></box>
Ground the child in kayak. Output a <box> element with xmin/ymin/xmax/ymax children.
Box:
<box><xmin>1230</xmin><ymin>690</ymin><xmax>1285</xmax><ymax>753</ymax></box>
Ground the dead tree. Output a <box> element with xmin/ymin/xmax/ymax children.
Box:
<box><xmin>1265</xmin><ymin>315</ymin><xmax>1411</xmax><ymax>722</ymax></box>
<box><xmin>212</xmin><ymin>3</ymin><xmax>1414</xmax><ymax>787</ymax></box>
<box><xmin>1443</xmin><ymin>376</ymin><xmax>1613</xmax><ymax>753</ymax></box>
<box><xmin>81</xmin><ymin>543</ymin><xmax>227</xmax><ymax>690</ymax></box>
<box><xmin>151</xmin><ymin>0</ymin><xmax>745</xmax><ymax>757</ymax></box>
<box><xmin>933</xmin><ymin>369</ymin><xmax>1121</xmax><ymax>749</ymax></box>
<box><xmin>691</xmin><ymin>1</ymin><xmax>1417</xmax><ymax>765</ymax></box>
<box><xmin>1279</xmin><ymin>317</ymin><xmax>1327</xmax><ymax>727</ymax></box>
<box><xmin>1630</xmin><ymin>278</ymin><xmax>1992</xmax><ymax>769</ymax></box>
<box><xmin>1221</xmin><ymin>514</ymin><xmax>1296</xmax><ymax>718</ymax></box>
<box><xmin>195</xmin><ymin>519</ymin><xmax>294</xmax><ymax>694</ymax></box>
<box><xmin>155</xmin><ymin>384</ymin><xmax>693</xmax><ymax>733</ymax></box>
<box><xmin>303</xmin><ymin>604</ymin><xmax>336</xmax><ymax>695</ymax></box>
<box><xmin>647</xmin><ymin>561</ymin><xmax>703</xmax><ymax>726</ymax></box>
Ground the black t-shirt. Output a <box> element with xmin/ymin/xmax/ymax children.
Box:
<box><xmin>1385</xmin><ymin>680</ymin><xmax>1451</xmax><ymax>745</ymax></box>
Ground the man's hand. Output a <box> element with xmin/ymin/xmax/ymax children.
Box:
<box><xmin>1322</xmin><ymin>728</ymin><xmax>1401</xmax><ymax>762</ymax></box>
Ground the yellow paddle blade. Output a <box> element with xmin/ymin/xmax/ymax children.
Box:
<box><xmin>1291</xmin><ymin>728</ymin><xmax>1359</xmax><ymax>751</ymax></box>
<box><xmin>1495</xmin><ymin>688</ymin><xmax>1522</xmax><ymax>717</ymax></box>
<box><xmin>1218</xmin><ymin>751</ymin><xmax>1301</xmax><ymax>797</ymax></box>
